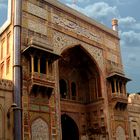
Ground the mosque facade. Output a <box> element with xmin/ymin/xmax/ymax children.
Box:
<box><xmin>0</xmin><ymin>0</ymin><xmax>132</xmax><ymax>140</ymax></box>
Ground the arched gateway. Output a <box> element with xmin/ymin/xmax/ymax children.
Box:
<box><xmin>61</xmin><ymin>114</ymin><xmax>79</xmax><ymax>140</ymax></box>
<box><xmin>59</xmin><ymin>45</ymin><xmax>103</xmax><ymax>139</ymax></box>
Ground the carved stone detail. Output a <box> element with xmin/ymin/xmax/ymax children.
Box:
<box><xmin>52</xmin><ymin>14</ymin><xmax>101</xmax><ymax>42</ymax></box>
<box><xmin>53</xmin><ymin>31</ymin><xmax>104</xmax><ymax>70</ymax></box>
<box><xmin>0</xmin><ymin>79</ymin><xmax>13</xmax><ymax>91</ymax></box>
<box><xmin>31</xmin><ymin>118</ymin><xmax>49</xmax><ymax>140</ymax></box>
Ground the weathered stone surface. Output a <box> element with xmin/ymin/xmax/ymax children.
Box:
<box><xmin>53</xmin><ymin>31</ymin><xmax>104</xmax><ymax>70</ymax></box>
<box><xmin>27</xmin><ymin>2</ymin><xmax>48</xmax><ymax>20</ymax></box>
<box><xmin>0</xmin><ymin>0</ymin><xmax>130</xmax><ymax>140</ymax></box>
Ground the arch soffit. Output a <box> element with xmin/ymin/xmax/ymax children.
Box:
<box><xmin>60</xmin><ymin>44</ymin><xmax>103</xmax><ymax>76</ymax></box>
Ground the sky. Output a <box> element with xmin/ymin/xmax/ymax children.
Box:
<box><xmin>0</xmin><ymin>0</ymin><xmax>8</xmax><ymax>27</ymax></box>
<box><xmin>0</xmin><ymin>0</ymin><xmax>140</xmax><ymax>93</ymax></box>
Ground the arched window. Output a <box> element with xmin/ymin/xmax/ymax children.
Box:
<box><xmin>71</xmin><ymin>82</ymin><xmax>76</xmax><ymax>98</ymax></box>
<box><xmin>59</xmin><ymin>79</ymin><xmax>67</xmax><ymax>99</ymax></box>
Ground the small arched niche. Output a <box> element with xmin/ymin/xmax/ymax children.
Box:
<box><xmin>31</xmin><ymin>118</ymin><xmax>49</xmax><ymax>140</ymax></box>
<box><xmin>116</xmin><ymin>126</ymin><xmax>126</xmax><ymax>140</ymax></box>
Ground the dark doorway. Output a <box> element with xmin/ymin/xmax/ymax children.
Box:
<box><xmin>61</xmin><ymin>114</ymin><xmax>79</xmax><ymax>140</ymax></box>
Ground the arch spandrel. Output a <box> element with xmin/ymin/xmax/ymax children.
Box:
<box><xmin>53</xmin><ymin>31</ymin><xmax>104</xmax><ymax>71</ymax></box>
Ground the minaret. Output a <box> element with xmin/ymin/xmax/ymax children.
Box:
<box><xmin>112</xmin><ymin>18</ymin><xmax>118</xmax><ymax>31</ymax></box>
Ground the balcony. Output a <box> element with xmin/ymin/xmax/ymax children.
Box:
<box><xmin>22</xmin><ymin>36</ymin><xmax>60</xmax><ymax>95</ymax></box>
<box><xmin>110</xmin><ymin>93</ymin><xmax>128</xmax><ymax>110</ymax></box>
<box><xmin>107</xmin><ymin>73</ymin><xmax>131</xmax><ymax>110</ymax></box>
<box><xmin>28</xmin><ymin>72</ymin><xmax>55</xmax><ymax>88</ymax></box>
<box><xmin>111</xmin><ymin>92</ymin><xmax>128</xmax><ymax>103</ymax></box>
<box><xmin>112</xmin><ymin>92</ymin><xmax>127</xmax><ymax>100</ymax></box>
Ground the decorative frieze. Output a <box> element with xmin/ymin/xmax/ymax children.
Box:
<box><xmin>53</xmin><ymin>31</ymin><xmax>104</xmax><ymax>70</ymax></box>
<box><xmin>30</xmin><ymin>104</ymin><xmax>40</xmax><ymax>111</ymax></box>
<box><xmin>40</xmin><ymin>106</ymin><xmax>50</xmax><ymax>112</ymax></box>
<box><xmin>128</xmin><ymin>105</ymin><xmax>140</xmax><ymax>113</ymax></box>
<box><xmin>52</xmin><ymin>14</ymin><xmax>101</xmax><ymax>42</ymax></box>
<box><xmin>0</xmin><ymin>79</ymin><xmax>13</xmax><ymax>91</ymax></box>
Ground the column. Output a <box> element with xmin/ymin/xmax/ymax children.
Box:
<box><xmin>116</xmin><ymin>80</ymin><xmax>119</xmax><ymax>95</ymax></box>
<box><xmin>46</xmin><ymin>60</ymin><xmax>49</xmax><ymax>78</ymax></box>
<box><xmin>118</xmin><ymin>81</ymin><xmax>121</xmax><ymax>95</ymax></box>
<box><xmin>31</xmin><ymin>55</ymin><xmax>34</xmax><ymax>73</ymax></box>
<box><xmin>38</xmin><ymin>57</ymin><xmax>40</xmax><ymax>73</ymax></box>
<box><xmin>114</xmin><ymin>79</ymin><xmax>117</xmax><ymax>95</ymax></box>
<box><xmin>51</xmin><ymin>62</ymin><xmax>54</xmax><ymax>77</ymax></box>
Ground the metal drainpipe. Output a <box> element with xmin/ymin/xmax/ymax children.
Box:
<box><xmin>13</xmin><ymin>0</ymin><xmax>22</xmax><ymax>140</ymax></box>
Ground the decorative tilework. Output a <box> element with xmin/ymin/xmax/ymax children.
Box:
<box><xmin>31</xmin><ymin>118</ymin><xmax>49</xmax><ymax>140</ymax></box>
<box><xmin>53</xmin><ymin>31</ymin><xmax>104</xmax><ymax>70</ymax></box>
<box><xmin>52</xmin><ymin>14</ymin><xmax>101</xmax><ymax>42</ymax></box>
<box><xmin>0</xmin><ymin>79</ymin><xmax>13</xmax><ymax>91</ymax></box>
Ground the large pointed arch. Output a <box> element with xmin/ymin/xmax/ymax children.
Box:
<box><xmin>59</xmin><ymin>44</ymin><xmax>103</xmax><ymax>102</ymax></box>
<box><xmin>60</xmin><ymin>44</ymin><xmax>102</xmax><ymax>76</ymax></box>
